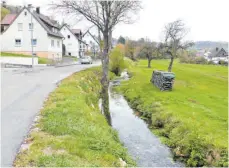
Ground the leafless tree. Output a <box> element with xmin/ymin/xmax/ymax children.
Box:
<box><xmin>138</xmin><ymin>39</ymin><xmax>164</xmax><ymax>68</ymax></box>
<box><xmin>51</xmin><ymin>1</ymin><xmax>142</xmax><ymax>125</ymax></box>
<box><xmin>163</xmin><ymin>19</ymin><xmax>194</xmax><ymax>72</ymax></box>
<box><xmin>140</xmin><ymin>39</ymin><xmax>156</xmax><ymax>68</ymax></box>
<box><xmin>125</xmin><ymin>39</ymin><xmax>138</xmax><ymax>61</ymax></box>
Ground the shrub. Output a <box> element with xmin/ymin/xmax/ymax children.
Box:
<box><xmin>179</xmin><ymin>54</ymin><xmax>191</xmax><ymax>63</ymax></box>
<box><xmin>194</xmin><ymin>56</ymin><xmax>208</xmax><ymax>64</ymax></box>
<box><xmin>109</xmin><ymin>47</ymin><xmax>125</xmax><ymax>76</ymax></box>
<box><xmin>219</xmin><ymin>60</ymin><xmax>228</xmax><ymax>66</ymax></box>
<box><xmin>208</xmin><ymin>60</ymin><xmax>215</xmax><ymax>65</ymax></box>
<box><xmin>179</xmin><ymin>54</ymin><xmax>208</xmax><ymax>64</ymax></box>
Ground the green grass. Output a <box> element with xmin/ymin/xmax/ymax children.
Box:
<box><xmin>38</xmin><ymin>57</ymin><xmax>52</xmax><ymax>64</ymax></box>
<box><xmin>0</xmin><ymin>52</ymin><xmax>32</xmax><ymax>57</ymax></box>
<box><xmin>14</xmin><ymin>67</ymin><xmax>135</xmax><ymax>167</ymax></box>
<box><xmin>117</xmin><ymin>59</ymin><xmax>228</xmax><ymax>167</ymax></box>
<box><xmin>1</xmin><ymin>52</ymin><xmax>52</xmax><ymax>64</ymax></box>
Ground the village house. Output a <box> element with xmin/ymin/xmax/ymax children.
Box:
<box><xmin>60</xmin><ymin>24</ymin><xmax>88</xmax><ymax>58</ymax></box>
<box><xmin>82</xmin><ymin>30</ymin><xmax>99</xmax><ymax>53</ymax></box>
<box><xmin>1</xmin><ymin>6</ymin><xmax>63</xmax><ymax>60</ymax></box>
<box><xmin>208</xmin><ymin>47</ymin><xmax>228</xmax><ymax>58</ymax></box>
<box><xmin>203</xmin><ymin>47</ymin><xmax>228</xmax><ymax>63</ymax></box>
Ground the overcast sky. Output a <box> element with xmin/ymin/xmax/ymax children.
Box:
<box><xmin>4</xmin><ymin>0</ymin><xmax>229</xmax><ymax>42</ymax></box>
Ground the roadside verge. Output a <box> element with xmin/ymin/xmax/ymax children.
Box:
<box><xmin>14</xmin><ymin>67</ymin><xmax>134</xmax><ymax>167</ymax></box>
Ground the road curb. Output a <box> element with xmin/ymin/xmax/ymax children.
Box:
<box><xmin>54</xmin><ymin>62</ymin><xmax>79</xmax><ymax>68</ymax></box>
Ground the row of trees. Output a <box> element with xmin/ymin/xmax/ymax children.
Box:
<box><xmin>120</xmin><ymin>20</ymin><xmax>194</xmax><ymax>71</ymax></box>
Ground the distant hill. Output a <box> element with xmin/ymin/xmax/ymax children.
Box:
<box><xmin>194</xmin><ymin>41</ymin><xmax>228</xmax><ymax>51</ymax></box>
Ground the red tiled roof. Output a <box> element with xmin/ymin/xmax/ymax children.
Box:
<box><xmin>1</xmin><ymin>14</ymin><xmax>17</xmax><ymax>25</ymax></box>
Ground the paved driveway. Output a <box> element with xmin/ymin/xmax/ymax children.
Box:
<box><xmin>1</xmin><ymin>62</ymin><xmax>100</xmax><ymax>167</ymax></box>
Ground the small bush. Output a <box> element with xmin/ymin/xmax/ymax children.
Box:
<box><xmin>194</xmin><ymin>56</ymin><xmax>208</xmax><ymax>64</ymax></box>
<box><xmin>179</xmin><ymin>54</ymin><xmax>208</xmax><ymax>64</ymax></box>
<box><xmin>109</xmin><ymin>47</ymin><xmax>125</xmax><ymax>76</ymax></box>
<box><xmin>179</xmin><ymin>54</ymin><xmax>191</xmax><ymax>63</ymax></box>
<box><xmin>208</xmin><ymin>60</ymin><xmax>215</xmax><ymax>65</ymax></box>
<box><xmin>219</xmin><ymin>60</ymin><xmax>228</xmax><ymax>66</ymax></box>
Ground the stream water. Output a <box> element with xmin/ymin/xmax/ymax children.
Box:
<box><xmin>109</xmin><ymin>77</ymin><xmax>183</xmax><ymax>167</ymax></box>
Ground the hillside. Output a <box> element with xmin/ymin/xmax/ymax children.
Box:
<box><xmin>194</xmin><ymin>41</ymin><xmax>228</xmax><ymax>51</ymax></box>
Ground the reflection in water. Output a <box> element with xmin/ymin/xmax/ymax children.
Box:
<box><xmin>109</xmin><ymin>88</ymin><xmax>183</xmax><ymax>167</ymax></box>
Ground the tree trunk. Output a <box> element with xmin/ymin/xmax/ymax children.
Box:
<box><xmin>96</xmin><ymin>2</ymin><xmax>102</xmax><ymax>60</ymax></box>
<box><xmin>101</xmin><ymin>32</ymin><xmax>111</xmax><ymax>126</ymax></box>
<box><xmin>109</xmin><ymin>29</ymin><xmax>112</xmax><ymax>50</ymax></box>
<box><xmin>168</xmin><ymin>56</ymin><xmax>174</xmax><ymax>72</ymax></box>
<box><xmin>148</xmin><ymin>58</ymin><xmax>151</xmax><ymax>68</ymax></box>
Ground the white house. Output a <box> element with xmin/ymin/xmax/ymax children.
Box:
<box><xmin>60</xmin><ymin>24</ymin><xmax>88</xmax><ymax>58</ymax></box>
<box><xmin>83</xmin><ymin>31</ymin><xmax>99</xmax><ymax>52</ymax></box>
<box><xmin>1</xmin><ymin>6</ymin><xmax>63</xmax><ymax>60</ymax></box>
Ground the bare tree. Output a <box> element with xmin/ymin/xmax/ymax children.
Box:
<box><xmin>163</xmin><ymin>19</ymin><xmax>194</xmax><ymax>72</ymax></box>
<box><xmin>140</xmin><ymin>39</ymin><xmax>156</xmax><ymax>68</ymax></box>
<box><xmin>125</xmin><ymin>39</ymin><xmax>137</xmax><ymax>61</ymax></box>
<box><xmin>51</xmin><ymin>1</ymin><xmax>142</xmax><ymax>125</ymax></box>
<box><xmin>138</xmin><ymin>39</ymin><xmax>164</xmax><ymax>68</ymax></box>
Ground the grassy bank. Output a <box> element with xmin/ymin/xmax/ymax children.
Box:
<box><xmin>1</xmin><ymin>52</ymin><xmax>51</xmax><ymax>64</ymax></box>
<box><xmin>0</xmin><ymin>52</ymin><xmax>32</xmax><ymax>57</ymax></box>
<box><xmin>14</xmin><ymin>67</ymin><xmax>135</xmax><ymax>167</ymax></box>
<box><xmin>117</xmin><ymin>59</ymin><xmax>228</xmax><ymax>167</ymax></box>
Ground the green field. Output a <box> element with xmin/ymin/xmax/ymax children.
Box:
<box><xmin>14</xmin><ymin>68</ymin><xmax>134</xmax><ymax>167</ymax></box>
<box><xmin>118</xmin><ymin>59</ymin><xmax>228</xmax><ymax>166</ymax></box>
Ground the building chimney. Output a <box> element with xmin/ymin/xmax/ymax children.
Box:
<box><xmin>216</xmin><ymin>47</ymin><xmax>219</xmax><ymax>51</ymax></box>
<box><xmin>27</xmin><ymin>4</ymin><xmax>32</xmax><ymax>11</ymax></box>
<box><xmin>36</xmin><ymin>7</ymin><xmax>40</xmax><ymax>14</ymax></box>
<box><xmin>2</xmin><ymin>1</ymin><xmax>6</xmax><ymax>7</ymax></box>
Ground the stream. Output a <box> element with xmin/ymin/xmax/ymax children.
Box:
<box><xmin>109</xmin><ymin>74</ymin><xmax>183</xmax><ymax>167</ymax></box>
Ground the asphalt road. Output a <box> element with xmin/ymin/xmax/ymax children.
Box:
<box><xmin>1</xmin><ymin>62</ymin><xmax>100</xmax><ymax>167</ymax></box>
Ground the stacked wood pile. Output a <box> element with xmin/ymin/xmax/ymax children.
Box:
<box><xmin>150</xmin><ymin>70</ymin><xmax>175</xmax><ymax>91</ymax></box>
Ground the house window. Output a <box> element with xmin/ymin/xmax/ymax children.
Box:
<box><xmin>18</xmin><ymin>23</ymin><xmax>23</xmax><ymax>31</ymax></box>
<box><xmin>51</xmin><ymin>40</ymin><xmax>54</xmax><ymax>47</ymax></box>
<box><xmin>15</xmin><ymin>39</ymin><xmax>21</xmax><ymax>46</ymax></box>
<box><xmin>31</xmin><ymin>39</ymin><xmax>37</xmax><ymax>46</ymax></box>
<box><xmin>68</xmin><ymin>35</ymin><xmax>70</xmax><ymax>39</ymax></box>
<box><xmin>68</xmin><ymin>52</ymin><xmax>71</xmax><ymax>56</ymax></box>
<box><xmin>24</xmin><ymin>11</ymin><xmax>27</xmax><ymax>16</ymax></box>
<box><xmin>57</xmin><ymin>41</ymin><xmax>60</xmax><ymax>48</ymax></box>
<box><xmin>52</xmin><ymin>27</ymin><xmax>56</xmax><ymax>33</ymax></box>
<box><xmin>29</xmin><ymin>23</ymin><xmax>33</xmax><ymax>30</ymax></box>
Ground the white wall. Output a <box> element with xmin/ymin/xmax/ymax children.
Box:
<box><xmin>83</xmin><ymin>32</ymin><xmax>99</xmax><ymax>52</ymax></box>
<box><xmin>47</xmin><ymin>36</ymin><xmax>63</xmax><ymax>60</ymax></box>
<box><xmin>1</xmin><ymin>8</ymin><xmax>49</xmax><ymax>53</ymax></box>
<box><xmin>0</xmin><ymin>56</ymin><xmax>38</xmax><ymax>65</ymax></box>
<box><xmin>60</xmin><ymin>25</ymin><xmax>80</xmax><ymax>58</ymax></box>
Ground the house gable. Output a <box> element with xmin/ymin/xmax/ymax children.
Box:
<box><xmin>1</xmin><ymin>8</ymin><xmax>49</xmax><ymax>52</ymax></box>
<box><xmin>60</xmin><ymin>25</ymin><xmax>80</xmax><ymax>41</ymax></box>
<box><xmin>216</xmin><ymin>48</ymin><xmax>227</xmax><ymax>57</ymax></box>
<box><xmin>60</xmin><ymin>25</ymin><xmax>80</xmax><ymax>57</ymax></box>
